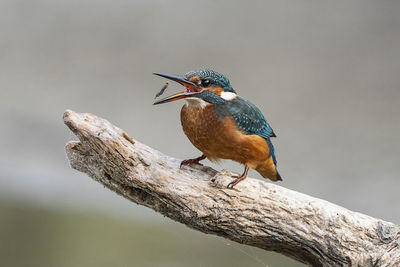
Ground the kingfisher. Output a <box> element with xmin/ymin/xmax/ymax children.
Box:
<box><xmin>153</xmin><ymin>69</ymin><xmax>282</xmax><ymax>188</ymax></box>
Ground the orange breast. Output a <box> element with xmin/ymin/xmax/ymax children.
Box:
<box><xmin>180</xmin><ymin>104</ymin><xmax>270</xmax><ymax>168</ymax></box>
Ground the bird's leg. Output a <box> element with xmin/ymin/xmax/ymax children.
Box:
<box><xmin>180</xmin><ymin>154</ymin><xmax>206</xmax><ymax>168</ymax></box>
<box><xmin>227</xmin><ymin>165</ymin><xmax>250</xmax><ymax>188</ymax></box>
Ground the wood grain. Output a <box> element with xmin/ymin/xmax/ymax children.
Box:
<box><xmin>64</xmin><ymin>110</ymin><xmax>400</xmax><ymax>266</ymax></box>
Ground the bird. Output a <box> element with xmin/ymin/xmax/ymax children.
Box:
<box><xmin>153</xmin><ymin>69</ymin><xmax>282</xmax><ymax>188</ymax></box>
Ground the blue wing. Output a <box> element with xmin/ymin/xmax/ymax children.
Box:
<box><xmin>215</xmin><ymin>96</ymin><xmax>276</xmax><ymax>139</ymax></box>
<box><xmin>215</xmin><ymin>96</ymin><xmax>277</xmax><ymax>166</ymax></box>
<box><xmin>214</xmin><ymin>96</ymin><xmax>277</xmax><ymax>165</ymax></box>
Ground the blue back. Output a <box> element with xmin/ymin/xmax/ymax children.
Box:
<box><xmin>185</xmin><ymin>70</ymin><xmax>278</xmax><ymax>166</ymax></box>
<box><xmin>213</xmin><ymin>96</ymin><xmax>277</xmax><ymax>166</ymax></box>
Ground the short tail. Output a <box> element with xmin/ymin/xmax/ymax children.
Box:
<box><xmin>255</xmin><ymin>156</ymin><xmax>282</xmax><ymax>182</ymax></box>
<box><xmin>276</xmin><ymin>171</ymin><xmax>283</xmax><ymax>181</ymax></box>
<box><xmin>256</xmin><ymin>138</ymin><xmax>282</xmax><ymax>181</ymax></box>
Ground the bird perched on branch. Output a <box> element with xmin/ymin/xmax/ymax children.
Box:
<box><xmin>153</xmin><ymin>69</ymin><xmax>281</xmax><ymax>188</ymax></box>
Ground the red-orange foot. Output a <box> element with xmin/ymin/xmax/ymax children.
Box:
<box><xmin>180</xmin><ymin>154</ymin><xmax>206</xmax><ymax>168</ymax></box>
<box><xmin>227</xmin><ymin>165</ymin><xmax>249</xmax><ymax>188</ymax></box>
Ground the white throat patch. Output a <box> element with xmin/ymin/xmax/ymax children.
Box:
<box><xmin>220</xmin><ymin>92</ymin><xmax>237</xmax><ymax>101</ymax></box>
<box><xmin>185</xmin><ymin>97</ymin><xmax>208</xmax><ymax>108</ymax></box>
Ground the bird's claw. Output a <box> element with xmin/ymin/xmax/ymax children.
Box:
<box><xmin>180</xmin><ymin>155</ymin><xmax>206</xmax><ymax>168</ymax></box>
<box><xmin>227</xmin><ymin>176</ymin><xmax>240</xmax><ymax>189</ymax></box>
<box><xmin>227</xmin><ymin>182</ymin><xmax>235</xmax><ymax>189</ymax></box>
<box><xmin>227</xmin><ymin>174</ymin><xmax>247</xmax><ymax>189</ymax></box>
<box><xmin>180</xmin><ymin>159</ymin><xmax>204</xmax><ymax>168</ymax></box>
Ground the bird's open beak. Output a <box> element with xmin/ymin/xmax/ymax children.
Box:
<box><xmin>153</xmin><ymin>72</ymin><xmax>201</xmax><ymax>105</ymax></box>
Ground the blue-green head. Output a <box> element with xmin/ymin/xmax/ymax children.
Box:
<box><xmin>184</xmin><ymin>69</ymin><xmax>235</xmax><ymax>93</ymax></box>
<box><xmin>153</xmin><ymin>69</ymin><xmax>236</xmax><ymax>105</ymax></box>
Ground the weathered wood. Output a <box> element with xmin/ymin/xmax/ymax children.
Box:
<box><xmin>64</xmin><ymin>110</ymin><xmax>400</xmax><ymax>266</ymax></box>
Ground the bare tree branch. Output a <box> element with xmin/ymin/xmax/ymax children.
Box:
<box><xmin>63</xmin><ymin>110</ymin><xmax>400</xmax><ymax>266</ymax></box>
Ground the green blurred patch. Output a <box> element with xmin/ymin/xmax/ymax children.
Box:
<box><xmin>0</xmin><ymin>199</ymin><xmax>303</xmax><ymax>267</ymax></box>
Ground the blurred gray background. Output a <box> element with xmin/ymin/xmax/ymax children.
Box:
<box><xmin>1</xmin><ymin>0</ymin><xmax>399</xmax><ymax>266</ymax></box>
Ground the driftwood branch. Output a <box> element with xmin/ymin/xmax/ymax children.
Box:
<box><xmin>64</xmin><ymin>110</ymin><xmax>400</xmax><ymax>266</ymax></box>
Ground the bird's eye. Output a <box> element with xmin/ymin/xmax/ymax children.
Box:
<box><xmin>201</xmin><ymin>79</ymin><xmax>211</xmax><ymax>87</ymax></box>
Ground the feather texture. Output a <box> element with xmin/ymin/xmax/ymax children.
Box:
<box><xmin>213</xmin><ymin>96</ymin><xmax>277</xmax><ymax>166</ymax></box>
